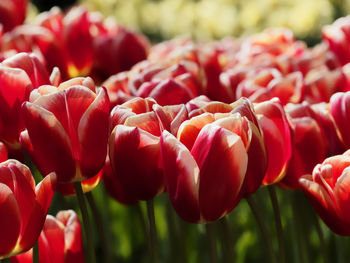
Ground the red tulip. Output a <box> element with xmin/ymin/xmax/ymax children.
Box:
<box><xmin>280</xmin><ymin>103</ymin><xmax>328</xmax><ymax>189</ymax></box>
<box><xmin>299</xmin><ymin>150</ymin><xmax>350</xmax><ymax>235</ymax></box>
<box><xmin>323</xmin><ymin>16</ymin><xmax>350</xmax><ymax>65</ymax></box>
<box><xmin>0</xmin><ymin>53</ymin><xmax>50</xmax><ymax>150</ymax></box>
<box><xmin>11</xmin><ymin>210</ymin><xmax>85</xmax><ymax>263</ymax></box>
<box><xmin>0</xmin><ymin>0</ymin><xmax>28</xmax><ymax>32</ymax></box>
<box><xmin>20</xmin><ymin>77</ymin><xmax>110</xmax><ymax>194</ymax></box>
<box><xmin>93</xmin><ymin>25</ymin><xmax>149</xmax><ymax>80</ymax></box>
<box><xmin>330</xmin><ymin>91</ymin><xmax>350</xmax><ymax>149</ymax></box>
<box><xmin>0</xmin><ymin>160</ymin><xmax>56</xmax><ymax>258</ymax></box>
<box><xmin>254</xmin><ymin>98</ymin><xmax>292</xmax><ymax>185</ymax></box>
<box><xmin>108</xmin><ymin>98</ymin><xmax>187</xmax><ymax>201</ymax></box>
<box><xmin>160</xmin><ymin>113</ymin><xmax>249</xmax><ymax>223</ymax></box>
<box><xmin>182</xmin><ymin>98</ymin><xmax>267</xmax><ymax>197</ymax></box>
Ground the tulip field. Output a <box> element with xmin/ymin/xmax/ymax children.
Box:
<box><xmin>4</xmin><ymin>0</ymin><xmax>350</xmax><ymax>263</ymax></box>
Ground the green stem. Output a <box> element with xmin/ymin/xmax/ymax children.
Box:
<box><xmin>136</xmin><ymin>202</ymin><xmax>150</xmax><ymax>247</ymax></box>
<box><xmin>33</xmin><ymin>240</ymin><xmax>39</xmax><ymax>263</ymax></box>
<box><xmin>177</xmin><ymin>216</ymin><xmax>188</xmax><ymax>263</ymax></box>
<box><xmin>219</xmin><ymin>216</ymin><xmax>235</xmax><ymax>263</ymax></box>
<box><xmin>246</xmin><ymin>196</ymin><xmax>276</xmax><ymax>263</ymax></box>
<box><xmin>308</xmin><ymin>204</ymin><xmax>329</xmax><ymax>263</ymax></box>
<box><xmin>146</xmin><ymin>200</ymin><xmax>159</xmax><ymax>263</ymax></box>
<box><xmin>165</xmin><ymin>200</ymin><xmax>178</xmax><ymax>263</ymax></box>
<box><xmin>268</xmin><ymin>186</ymin><xmax>286</xmax><ymax>263</ymax></box>
<box><xmin>86</xmin><ymin>191</ymin><xmax>111</xmax><ymax>263</ymax></box>
<box><xmin>74</xmin><ymin>182</ymin><xmax>96</xmax><ymax>263</ymax></box>
<box><xmin>205</xmin><ymin>223</ymin><xmax>218</xmax><ymax>263</ymax></box>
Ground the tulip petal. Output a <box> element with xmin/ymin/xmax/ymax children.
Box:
<box><xmin>19</xmin><ymin>173</ymin><xmax>56</xmax><ymax>252</ymax></box>
<box><xmin>177</xmin><ymin>113</ymin><xmax>215</xmax><ymax>150</ymax></box>
<box><xmin>300</xmin><ymin>175</ymin><xmax>350</xmax><ymax>235</ymax></box>
<box><xmin>78</xmin><ymin>87</ymin><xmax>109</xmax><ymax>179</ymax></box>
<box><xmin>22</xmin><ymin>102</ymin><xmax>75</xmax><ymax>182</ymax></box>
<box><xmin>109</xmin><ymin>125</ymin><xmax>163</xmax><ymax>200</ymax></box>
<box><xmin>191</xmin><ymin>124</ymin><xmax>247</xmax><ymax>221</ymax></box>
<box><xmin>160</xmin><ymin>131</ymin><xmax>201</xmax><ymax>223</ymax></box>
<box><xmin>0</xmin><ymin>183</ymin><xmax>20</xmax><ymax>257</ymax></box>
<box><xmin>40</xmin><ymin>215</ymin><xmax>65</xmax><ymax>263</ymax></box>
<box><xmin>57</xmin><ymin>210</ymin><xmax>85</xmax><ymax>263</ymax></box>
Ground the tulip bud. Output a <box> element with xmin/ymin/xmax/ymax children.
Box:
<box><xmin>20</xmin><ymin>77</ymin><xmax>110</xmax><ymax>194</ymax></box>
<box><xmin>11</xmin><ymin>210</ymin><xmax>85</xmax><ymax>263</ymax></box>
<box><xmin>0</xmin><ymin>160</ymin><xmax>56</xmax><ymax>258</ymax></box>
<box><xmin>300</xmin><ymin>150</ymin><xmax>350</xmax><ymax>235</ymax></box>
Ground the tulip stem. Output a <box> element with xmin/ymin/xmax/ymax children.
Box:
<box><xmin>205</xmin><ymin>223</ymin><xmax>218</xmax><ymax>263</ymax></box>
<box><xmin>146</xmin><ymin>199</ymin><xmax>159</xmax><ymax>263</ymax></box>
<box><xmin>86</xmin><ymin>191</ymin><xmax>111</xmax><ymax>263</ymax></box>
<box><xmin>267</xmin><ymin>185</ymin><xmax>286</xmax><ymax>263</ymax></box>
<box><xmin>165</xmin><ymin>199</ymin><xmax>179</xmax><ymax>263</ymax></box>
<box><xmin>136</xmin><ymin>202</ymin><xmax>150</xmax><ymax>247</ymax></box>
<box><xmin>219</xmin><ymin>216</ymin><xmax>235</xmax><ymax>263</ymax></box>
<box><xmin>246</xmin><ymin>196</ymin><xmax>276</xmax><ymax>263</ymax></box>
<box><xmin>74</xmin><ymin>182</ymin><xmax>96</xmax><ymax>263</ymax></box>
<box><xmin>33</xmin><ymin>241</ymin><xmax>39</xmax><ymax>263</ymax></box>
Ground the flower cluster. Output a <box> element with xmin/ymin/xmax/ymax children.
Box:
<box><xmin>3</xmin><ymin>1</ymin><xmax>350</xmax><ymax>261</ymax></box>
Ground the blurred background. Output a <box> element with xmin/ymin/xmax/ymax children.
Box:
<box><xmin>31</xmin><ymin>0</ymin><xmax>350</xmax><ymax>45</ymax></box>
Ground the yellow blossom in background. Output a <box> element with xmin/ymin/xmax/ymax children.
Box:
<box><xmin>80</xmin><ymin>0</ymin><xmax>349</xmax><ymax>42</ymax></box>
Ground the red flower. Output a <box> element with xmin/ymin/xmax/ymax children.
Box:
<box><xmin>0</xmin><ymin>160</ymin><xmax>56</xmax><ymax>258</ymax></box>
<box><xmin>11</xmin><ymin>210</ymin><xmax>85</xmax><ymax>263</ymax></box>
<box><xmin>279</xmin><ymin>102</ymin><xmax>330</xmax><ymax>189</ymax></box>
<box><xmin>254</xmin><ymin>98</ymin><xmax>292</xmax><ymax>185</ymax></box>
<box><xmin>330</xmin><ymin>91</ymin><xmax>350</xmax><ymax>149</ymax></box>
<box><xmin>20</xmin><ymin>77</ymin><xmax>109</xmax><ymax>194</ymax></box>
<box><xmin>0</xmin><ymin>53</ymin><xmax>50</xmax><ymax>150</ymax></box>
<box><xmin>182</xmin><ymin>98</ymin><xmax>267</xmax><ymax>197</ymax></box>
<box><xmin>108</xmin><ymin>98</ymin><xmax>187</xmax><ymax>201</ymax></box>
<box><xmin>0</xmin><ymin>0</ymin><xmax>27</xmax><ymax>32</ymax></box>
<box><xmin>323</xmin><ymin>16</ymin><xmax>350</xmax><ymax>65</ymax></box>
<box><xmin>160</xmin><ymin>113</ymin><xmax>249</xmax><ymax>223</ymax></box>
<box><xmin>300</xmin><ymin>151</ymin><xmax>350</xmax><ymax>235</ymax></box>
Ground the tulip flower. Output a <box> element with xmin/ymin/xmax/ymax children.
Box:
<box><xmin>323</xmin><ymin>16</ymin><xmax>350</xmax><ymax>65</ymax></box>
<box><xmin>280</xmin><ymin>102</ymin><xmax>329</xmax><ymax>189</ymax></box>
<box><xmin>330</xmin><ymin>91</ymin><xmax>350</xmax><ymax>149</ymax></box>
<box><xmin>299</xmin><ymin>150</ymin><xmax>350</xmax><ymax>235</ymax></box>
<box><xmin>20</xmin><ymin>77</ymin><xmax>110</xmax><ymax>193</ymax></box>
<box><xmin>0</xmin><ymin>159</ymin><xmax>56</xmax><ymax>259</ymax></box>
<box><xmin>10</xmin><ymin>210</ymin><xmax>84</xmax><ymax>263</ymax></box>
<box><xmin>160</xmin><ymin>113</ymin><xmax>249</xmax><ymax>223</ymax></box>
<box><xmin>0</xmin><ymin>0</ymin><xmax>27</xmax><ymax>32</ymax></box>
<box><xmin>182</xmin><ymin>98</ymin><xmax>267</xmax><ymax>197</ymax></box>
<box><xmin>0</xmin><ymin>53</ymin><xmax>50</xmax><ymax>150</ymax></box>
<box><xmin>254</xmin><ymin>98</ymin><xmax>292</xmax><ymax>185</ymax></box>
<box><xmin>93</xmin><ymin>25</ymin><xmax>149</xmax><ymax>80</ymax></box>
<box><xmin>108</xmin><ymin>97</ymin><xmax>187</xmax><ymax>201</ymax></box>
